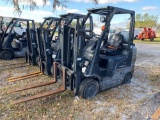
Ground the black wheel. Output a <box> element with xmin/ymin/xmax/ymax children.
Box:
<box><xmin>0</xmin><ymin>50</ymin><xmax>13</xmax><ymax>60</ymax></box>
<box><xmin>122</xmin><ymin>73</ymin><xmax>132</xmax><ymax>84</ymax></box>
<box><xmin>79</xmin><ymin>78</ymin><xmax>99</xmax><ymax>99</ymax></box>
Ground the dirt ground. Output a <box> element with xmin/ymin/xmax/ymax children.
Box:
<box><xmin>0</xmin><ymin>43</ymin><xmax>160</xmax><ymax>120</ymax></box>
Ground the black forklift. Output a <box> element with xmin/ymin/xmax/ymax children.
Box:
<box><xmin>53</xmin><ymin>6</ymin><xmax>137</xmax><ymax>98</ymax></box>
<box><xmin>0</xmin><ymin>18</ymin><xmax>35</xmax><ymax>60</ymax></box>
<box><xmin>7</xmin><ymin>17</ymin><xmax>68</xmax><ymax>81</ymax></box>
<box><xmin>25</xmin><ymin>17</ymin><xmax>62</xmax><ymax>66</ymax></box>
<box><xmin>9</xmin><ymin>6</ymin><xmax>136</xmax><ymax>104</ymax></box>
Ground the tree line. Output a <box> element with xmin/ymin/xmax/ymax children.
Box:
<box><xmin>135</xmin><ymin>13</ymin><xmax>159</xmax><ymax>29</ymax></box>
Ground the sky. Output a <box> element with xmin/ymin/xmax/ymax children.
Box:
<box><xmin>0</xmin><ymin>0</ymin><xmax>160</xmax><ymax>22</ymax></box>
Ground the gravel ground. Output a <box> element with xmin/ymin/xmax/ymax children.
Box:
<box><xmin>0</xmin><ymin>43</ymin><xmax>160</xmax><ymax>120</ymax></box>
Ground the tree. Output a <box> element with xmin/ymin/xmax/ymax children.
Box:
<box><xmin>135</xmin><ymin>13</ymin><xmax>159</xmax><ymax>28</ymax></box>
<box><xmin>4</xmin><ymin>0</ymin><xmax>99</xmax><ymax>15</ymax></box>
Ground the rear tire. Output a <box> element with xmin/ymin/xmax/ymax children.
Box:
<box><xmin>0</xmin><ymin>50</ymin><xmax>13</xmax><ymax>60</ymax></box>
<box><xmin>122</xmin><ymin>73</ymin><xmax>132</xmax><ymax>84</ymax></box>
<box><xmin>79</xmin><ymin>78</ymin><xmax>99</xmax><ymax>99</ymax></box>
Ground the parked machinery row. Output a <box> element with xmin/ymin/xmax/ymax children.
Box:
<box><xmin>1</xmin><ymin>6</ymin><xmax>137</xmax><ymax>104</ymax></box>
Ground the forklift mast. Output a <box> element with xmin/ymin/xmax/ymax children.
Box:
<box><xmin>36</xmin><ymin>17</ymin><xmax>62</xmax><ymax>75</ymax></box>
<box><xmin>25</xmin><ymin>20</ymin><xmax>36</xmax><ymax>65</ymax></box>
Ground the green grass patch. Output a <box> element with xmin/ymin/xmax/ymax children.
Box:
<box><xmin>134</xmin><ymin>38</ymin><xmax>160</xmax><ymax>44</ymax></box>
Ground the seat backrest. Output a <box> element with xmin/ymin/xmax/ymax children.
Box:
<box><xmin>107</xmin><ymin>33</ymin><xmax>124</xmax><ymax>47</ymax></box>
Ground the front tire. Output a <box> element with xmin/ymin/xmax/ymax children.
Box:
<box><xmin>0</xmin><ymin>50</ymin><xmax>13</xmax><ymax>60</ymax></box>
<box><xmin>79</xmin><ymin>78</ymin><xmax>99</xmax><ymax>99</ymax></box>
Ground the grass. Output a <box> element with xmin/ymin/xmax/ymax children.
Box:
<box><xmin>134</xmin><ymin>37</ymin><xmax>160</xmax><ymax>44</ymax></box>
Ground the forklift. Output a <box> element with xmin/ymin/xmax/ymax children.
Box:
<box><xmin>9</xmin><ymin>6</ymin><xmax>136</xmax><ymax>104</ymax></box>
<box><xmin>52</xmin><ymin>6</ymin><xmax>136</xmax><ymax>98</ymax></box>
<box><xmin>7</xmin><ymin>17</ymin><xmax>62</xmax><ymax>80</ymax></box>
<box><xmin>25</xmin><ymin>17</ymin><xmax>62</xmax><ymax>66</ymax></box>
<box><xmin>0</xmin><ymin>18</ymin><xmax>35</xmax><ymax>60</ymax></box>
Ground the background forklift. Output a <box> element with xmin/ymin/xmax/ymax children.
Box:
<box><xmin>25</xmin><ymin>17</ymin><xmax>62</xmax><ymax>66</ymax></box>
<box><xmin>7</xmin><ymin>17</ymin><xmax>62</xmax><ymax>81</ymax></box>
<box><xmin>0</xmin><ymin>18</ymin><xmax>35</xmax><ymax>60</ymax></box>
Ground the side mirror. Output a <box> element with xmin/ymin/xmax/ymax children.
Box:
<box><xmin>100</xmin><ymin>16</ymin><xmax>106</xmax><ymax>22</ymax></box>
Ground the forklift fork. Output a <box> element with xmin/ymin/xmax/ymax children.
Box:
<box><xmin>7</xmin><ymin>56</ymin><xmax>44</xmax><ymax>82</ymax></box>
<box><xmin>7</xmin><ymin>71</ymin><xmax>42</xmax><ymax>82</ymax></box>
<box><xmin>10</xmin><ymin>62</ymin><xmax>58</xmax><ymax>92</ymax></box>
<box><xmin>10</xmin><ymin>62</ymin><xmax>66</xmax><ymax>104</ymax></box>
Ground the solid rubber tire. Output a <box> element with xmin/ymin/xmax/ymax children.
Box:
<box><xmin>79</xmin><ymin>78</ymin><xmax>99</xmax><ymax>99</ymax></box>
